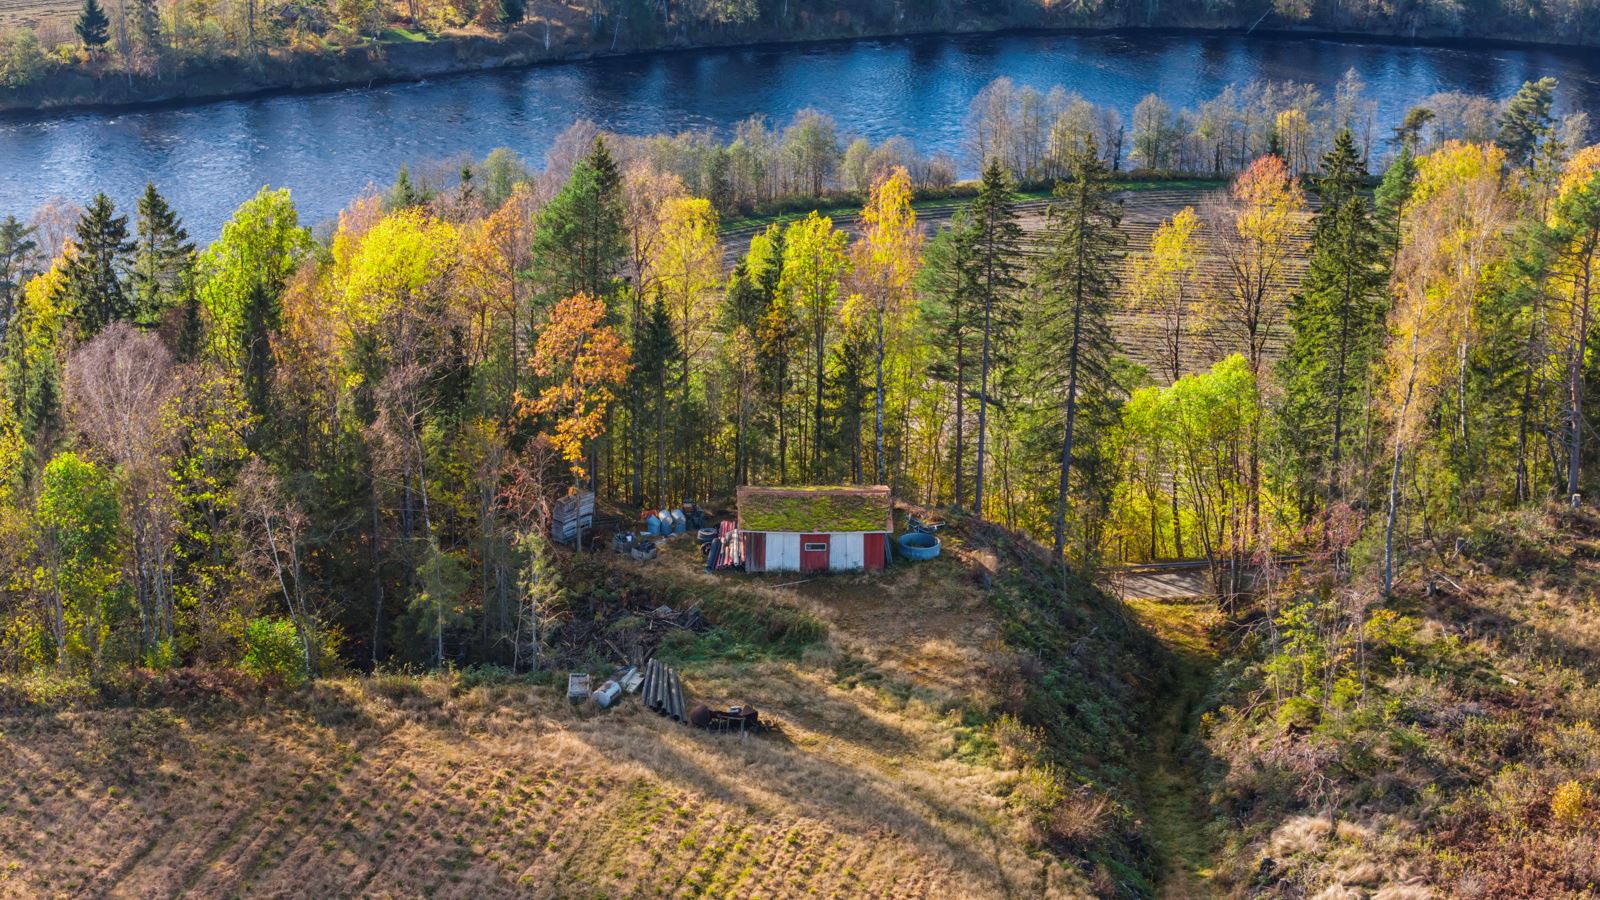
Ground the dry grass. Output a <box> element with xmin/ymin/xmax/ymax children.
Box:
<box><xmin>0</xmin><ymin>524</ymin><xmax>1117</xmax><ymax>898</ymax></box>
<box><xmin>0</xmin><ymin>0</ymin><xmax>75</xmax><ymax>33</ymax></box>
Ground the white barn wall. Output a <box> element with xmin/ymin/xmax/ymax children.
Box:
<box><xmin>828</xmin><ymin>533</ymin><xmax>865</xmax><ymax>570</ymax></box>
<box><xmin>766</xmin><ymin>532</ymin><xmax>800</xmax><ymax>572</ymax></box>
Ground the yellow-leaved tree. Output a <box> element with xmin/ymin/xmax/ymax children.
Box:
<box><xmin>1132</xmin><ymin>205</ymin><xmax>1200</xmax><ymax>385</ymax></box>
<box><xmin>844</xmin><ymin>166</ymin><xmax>922</xmax><ymax>485</ymax></box>
<box><xmin>1382</xmin><ymin>141</ymin><xmax>1510</xmax><ymax>594</ymax></box>
<box><xmin>1549</xmin><ymin>144</ymin><xmax>1600</xmax><ymax>499</ymax></box>
<box><xmin>650</xmin><ymin>195</ymin><xmax>721</xmax><ymax>497</ymax></box>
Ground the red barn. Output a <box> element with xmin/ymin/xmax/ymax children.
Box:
<box><xmin>737</xmin><ymin>486</ymin><xmax>893</xmax><ymax>574</ymax></box>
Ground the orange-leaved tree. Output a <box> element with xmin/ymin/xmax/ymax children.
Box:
<box><xmin>520</xmin><ymin>292</ymin><xmax>631</xmax><ymax>484</ymax></box>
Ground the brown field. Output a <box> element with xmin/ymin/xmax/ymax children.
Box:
<box><xmin>0</xmin><ymin>529</ymin><xmax>1104</xmax><ymax>898</ymax></box>
<box><xmin>0</xmin><ymin>0</ymin><xmax>76</xmax><ymax>33</ymax></box>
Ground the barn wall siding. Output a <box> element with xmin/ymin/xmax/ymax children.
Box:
<box><xmin>828</xmin><ymin>533</ymin><xmax>865</xmax><ymax>570</ymax></box>
<box><xmin>767</xmin><ymin>533</ymin><xmax>801</xmax><ymax>572</ymax></box>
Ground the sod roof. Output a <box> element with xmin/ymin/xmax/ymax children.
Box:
<box><xmin>736</xmin><ymin>485</ymin><xmax>893</xmax><ymax>533</ymax></box>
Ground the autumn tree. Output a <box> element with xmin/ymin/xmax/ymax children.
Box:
<box><xmin>651</xmin><ymin>195</ymin><xmax>721</xmax><ymax>495</ymax></box>
<box><xmin>845</xmin><ymin>167</ymin><xmax>921</xmax><ymax>485</ymax></box>
<box><xmin>521</xmin><ymin>292</ymin><xmax>631</xmax><ymax>484</ymax></box>
<box><xmin>1381</xmin><ymin>141</ymin><xmax>1510</xmax><ymax>594</ymax></box>
<box><xmin>1204</xmin><ymin>154</ymin><xmax>1307</xmax><ymax>377</ymax></box>
<box><xmin>777</xmin><ymin>212</ymin><xmax>850</xmax><ymax>480</ymax></box>
<box><xmin>1548</xmin><ymin>149</ymin><xmax>1600</xmax><ymax>500</ymax></box>
<box><xmin>65</xmin><ymin>323</ymin><xmax>178</xmax><ymax>663</ymax></box>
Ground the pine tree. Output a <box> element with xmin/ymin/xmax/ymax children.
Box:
<box><xmin>920</xmin><ymin>214</ymin><xmax>978</xmax><ymax>506</ymax></box>
<box><xmin>1032</xmin><ymin>136</ymin><xmax>1124</xmax><ymax>558</ymax></box>
<box><xmin>0</xmin><ymin>216</ymin><xmax>36</xmax><ymax>345</ymax></box>
<box><xmin>75</xmin><ymin>0</ymin><xmax>109</xmax><ymax>48</ymax></box>
<box><xmin>967</xmin><ymin>158</ymin><xmax>1024</xmax><ymax>518</ymax></box>
<box><xmin>132</xmin><ymin>182</ymin><xmax>195</xmax><ymax>326</ymax></box>
<box><xmin>632</xmin><ymin>299</ymin><xmax>678</xmax><ymax>504</ymax></box>
<box><xmin>1277</xmin><ymin>130</ymin><xmax>1387</xmax><ymax>515</ymax></box>
<box><xmin>1373</xmin><ymin>146</ymin><xmax>1416</xmax><ymax>274</ymax></box>
<box><xmin>62</xmin><ymin>193</ymin><xmax>134</xmax><ymax>337</ymax></box>
<box><xmin>1496</xmin><ymin>77</ymin><xmax>1558</xmax><ymax>170</ymax></box>
<box><xmin>532</xmin><ymin>137</ymin><xmax>626</xmax><ymax>308</ymax></box>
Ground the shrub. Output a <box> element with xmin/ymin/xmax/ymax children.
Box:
<box><xmin>1551</xmin><ymin>780</ymin><xmax>1590</xmax><ymax>826</ymax></box>
<box><xmin>241</xmin><ymin>616</ymin><xmax>308</xmax><ymax>686</ymax></box>
<box><xmin>0</xmin><ymin>29</ymin><xmax>48</xmax><ymax>89</ymax></box>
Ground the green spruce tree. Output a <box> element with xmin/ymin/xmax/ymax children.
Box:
<box><xmin>0</xmin><ymin>216</ymin><xmax>37</xmax><ymax>344</ymax></box>
<box><xmin>75</xmin><ymin>0</ymin><xmax>110</xmax><ymax>49</ymax></box>
<box><xmin>1496</xmin><ymin>77</ymin><xmax>1558</xmax><ymax>170</ymax></box>
<box><xmin>967</xmin><ymin>158</ymin><xmax>1024</xmax><ymax>518</ymax></box>
<box><xmin>132</xmin><ymin>182</ymin><xmax>195</xmax><ymax>326</ymax></box>
<box><xmin>531</xmin><ymin>136</ymin><xmax>626</xmax><ymax>308</ymax></box>
<box><xmin>1032</xmin><ymin>135</ymin><xmax>1124</xmax><ymax>558</ymax></box>
<box><xmin>919</xmin><ymin>214</ymin><xmax>978</xmax><ymax>506</ymax></box>
<box><xmin>62</xmin><ymin>193</ymin><xmax>134</xmax><ymax>337</ymax></box>
<box><xmin>1277</xmin><ymin>130</ymin><xmax>1387</xmax><ymax>515</ymax></box>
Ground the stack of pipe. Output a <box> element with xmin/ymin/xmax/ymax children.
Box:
<box><xmin>641</xmin><ymin>658</ymin><xmax>690</xmax><ymax>722</ymax></box>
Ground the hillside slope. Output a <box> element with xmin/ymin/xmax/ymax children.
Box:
<box><xmin>1197</xmin><ymin>505</ymin><xmax>1600</xmax><ymax>898</ymax></box>
<box><xmin>0</xmin><ymin>511</ymin><xmax>1169</xmax><ymax>898</ymax></box>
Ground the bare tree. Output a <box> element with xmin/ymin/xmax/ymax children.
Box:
<box><xmin>65</xmin><ymin>322</ymin><xmax>178</xmax><ymax>658</ymax></box>
<box><xmin>236</xmin><ymin>459</ymin><xmax>316</xmax><ymax>681</ymax></box>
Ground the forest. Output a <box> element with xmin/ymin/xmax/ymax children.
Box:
<box><xmin>1</xmin><ymin>62</ymin><xmax>1600</xmax><ymax>896</ymax></box>
<box><xmin>0</xmin><ymin>71</ymin><xmax>1593</xmax><ymax>678</ymax></box>
<box><xmin>4</xmin><ymin>0</ymin><xmax>1600</xmax><ymax>109</ymax></box>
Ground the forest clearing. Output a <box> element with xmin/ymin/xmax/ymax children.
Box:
<box><xmin>0</xmin><ymin>514</ymin><xmax>1164</xmax><ymax>898</ymax></box>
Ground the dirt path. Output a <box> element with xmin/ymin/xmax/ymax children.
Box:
<box><xmin>1124</xmin><ymin>595</ymin><xmax>1222</xmax><ymax>899</ymax></box>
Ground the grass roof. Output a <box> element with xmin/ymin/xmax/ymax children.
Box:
<box><xmin>737</xmin><ymin>486</ymin><xmax>892</xmax><ymax>533</ymax></box>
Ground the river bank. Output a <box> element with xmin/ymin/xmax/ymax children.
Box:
<box><xmin>5</xmin><ymin>16</ymin><xmax>1600</xmax><ymax>117</ymax></box>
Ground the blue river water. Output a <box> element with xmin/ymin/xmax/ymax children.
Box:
<box><xmin>3</xmin><ymin>30</ymin><xmax>1599</xmax><ymax>237</ymax></box>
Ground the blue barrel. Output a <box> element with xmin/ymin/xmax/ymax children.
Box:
<box><xmin>670</xmin><ymin>509</ymin><xmax>686</xmax><ymax>534</ymax></box>
<box><xmin>897</xmin><ymin>532</ymin><xmax>941</xmax><ymax>561</ymax></box>
<box><xmin>646</xmin><ymin>513</ymin><xmax>662</xmax><ymax>536</ymax></box>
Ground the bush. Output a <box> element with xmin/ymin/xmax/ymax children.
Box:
<box><xmin>0</xmin><ymin>29</ymin><xmax>48</xmax><ymax>89</ymax></box>
<box><xmin>1552</xmin><ymin>780</ymin><xmax>1590</xmax><ymax>826</ymax></box>
<box><xmin>241</xmin><ymin>617</ymin><xmax>308</xmax><ymax>686</ymax></box>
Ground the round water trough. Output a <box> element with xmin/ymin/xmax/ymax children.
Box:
<box><xmin>897</xmin><ymin>531</ymin><xmax>941</xmax><ymax>560</ymax></box>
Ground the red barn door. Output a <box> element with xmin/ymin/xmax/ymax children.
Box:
<box><xmin>863</xmin><ymin>533</ymin><xmax>886</xmax><ymax>571</ymax></box>
<box><xmin>800</xmin><ymin>534</ymin><xmax>830</xmax><ymax>572</ymax></box>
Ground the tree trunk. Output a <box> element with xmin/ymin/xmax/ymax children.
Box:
<box><xmin>874</xmin><ymin>309</ymin><xmax>885</xmax><ymax>485</ymax></box>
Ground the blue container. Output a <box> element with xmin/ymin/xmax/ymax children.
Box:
<box><xmin>646</xmin><ymin>513</ymin><xmax>662</xmax><ymax>536</ymax></box>
<box><xmin>670</xmin><ymin>509</ymin><xmax>687</xmax><ymax>534</ymax></box>
<box><xmin>897</xmin><ymin>532</ymin><xmax>941</xmax><ymax>561</ymax></box>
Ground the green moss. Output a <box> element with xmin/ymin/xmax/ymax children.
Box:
<box><xmin>738</xmin><ymin>488</ymin><xmax>890</xmax><ymax>532</ymax></box>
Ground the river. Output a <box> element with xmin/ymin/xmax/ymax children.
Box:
<box><xmin>4</xmin><ymin>30</ymin><xmax>1599</xmax><ymax>238</ymax></box>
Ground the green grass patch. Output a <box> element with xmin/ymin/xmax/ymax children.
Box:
<box><xmin>379</xmin><ymin>27</ymin><xmax>433</xmax><ymax>42</ymax></box>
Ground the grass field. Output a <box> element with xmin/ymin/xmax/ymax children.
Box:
<box><xmin>0</xmin><ymin>517</ymin><xmax>1145</xmax><ymax>898</ymax></box>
